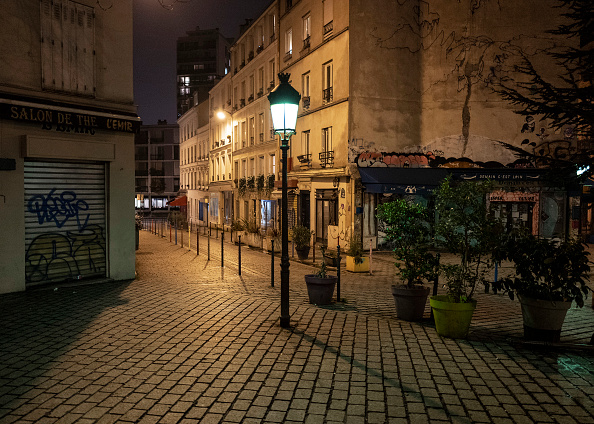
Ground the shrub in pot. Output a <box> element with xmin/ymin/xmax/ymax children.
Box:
<box><xmin>492</xmin><ymin>228</ymin><xmax>591</xmax><ymax>342</ymax></box>
<box><xmin>292</xmin><ymin>225</ymin><xmax>313</xmax><ymax>260</ymax></box>
<box><xmin>304</xmin><ymin>259</ymin><xmax>337</xmax><ymax>305</ymax></box>
<box><xmin>346</xmin><ymin>235</ymin><xmax>369</xmax><ymax>273</ymax></box>
<box><xmin>432</xmin><ymin>177</ymin><xmax>504</xmax><ymax>338</ymax></box>
<box><xmin>321</xmin><ymin>244</ymin><xmax>338</xmax><ymax>267</ymax></box>
<box><xmin>377</xmin><ymin>199</ymin><xmax>439</xmax><ymax>321</ymax></box>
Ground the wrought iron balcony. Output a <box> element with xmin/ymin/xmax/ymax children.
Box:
<box><xmin>322</xmin><ymin>87</ymin><xmax>333</xmax><ymax>104</ymax></box>
<box><xmin>303</xmin><ymin>36</ymin><xmax>310</xmax><ymax>49</ymax></box>
<box><xmin>302</xmin><ymin>96</ymin><xmax>310</xmax><ymax>109</ymax></box>
<box><xmin>323</xmin><ymin>20</ymin><xmax>333</xmax><ymax>36</ymax></box>
<box><xmin>319</xmin><ymin>150</ymin><xmax>334</xmax><ymax>168</ymax></box>
<box><xmin>297</xmin><ymin>154</ymin><xmax>312</xmax><ymax>168</ymax></box>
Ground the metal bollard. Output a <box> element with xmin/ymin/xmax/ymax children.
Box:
<box><xmin>238</xmin><ymin>235</ymin><xmax>242</xmax><ymax>276</ymax></box>
<box><xmin>271</xmin><ymin>239</ymin><xmax>275</xmax><ymax>287</ymax></box>
<box><xmin>337</xmin><ymin>244</ymin><xmax>341</xmax><ymax>302</ymax></box>
<box><xmin>175</xmin><ymin>225</ymin><xmax>178</xmax><ymax>245</ymax></box>
<box><xmin>207</xmin><ymin>225</ymin><xmax>210</xmax><ymax>261</ymax></box>
<box><xmin>221</xmin><ymin>230</ymin><xmax>224</xmax><ymax>268</ymax></box>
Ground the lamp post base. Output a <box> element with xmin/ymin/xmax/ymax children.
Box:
<box><xmin>280</xmin><ymin>316</ymin><xmax>291</xmax><ymax>328</ymax></box>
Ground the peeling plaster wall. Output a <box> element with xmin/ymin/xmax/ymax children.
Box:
<box><xmin>349</xmin><ymin>0</ymin><xmax>422</xmax><ymax>152</ymax></box>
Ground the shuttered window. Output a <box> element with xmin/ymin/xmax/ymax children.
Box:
<box><xmin>41</xmin><ymin>0</ymin><xmax>95</xmax><ymax>95</ymax></box>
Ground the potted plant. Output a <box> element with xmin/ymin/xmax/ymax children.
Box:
<box><xmin>292</xmin><ymin>225</ymin><xmax>313</xmax><ymax>260</ymax></box>
<box><xmin>345</xmin><ymin>235</ymin><xmax>369</xmax><ymax>273</ymax></box>
<box><xmin>377</xmin><ymin>199</ymin><xmax>439</xmax><ymax>321</ymax></box>
<box><xmin>230</xmin><ymin>220</ymin><xmax>244</xmax><ymax>244</ymax></box>
<box><xmin>304</xmin><ymin>259</ymin><xmax>337</xmax><ymax>305</ymax></box>
<box><xmin>241</xmin><ymin>218</ymin><xmax>262</xmax><ymax>248</ymax></box>
<box><xmin>321</xmin><ymin>244</ymin><xmax>338</xmax><ymax>267</ymax></box>
<box><xmin>431</xmin><ymin>177</ymin><xmax>503</xmax><ymax>338</ymax></box>
<box><xmin>492</xmin><ymin>229</ymin><xmax>591</xmax><ymax>342</ymax></box>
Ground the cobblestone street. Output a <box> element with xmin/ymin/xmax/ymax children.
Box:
<box><xmin>1</xmin><ymin>229</ymin><xmax>594</xmax><ymax>423</ymax></box>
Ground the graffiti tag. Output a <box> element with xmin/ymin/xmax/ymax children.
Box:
<box><xmin>27</xmin><ymin>189</ymin><xmax>90</xmax><ymax>230</ymax></box>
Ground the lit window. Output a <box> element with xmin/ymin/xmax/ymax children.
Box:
<box><xmin>285</xmin><ymin>28</ymin><xmax>293</xmax><ymax>55</ymax></box>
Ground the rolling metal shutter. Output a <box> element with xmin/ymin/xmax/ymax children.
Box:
<box><xmin>24</xmin><ymin>161</ymin><xmax>106</xmax><ymax>286</ymax></box>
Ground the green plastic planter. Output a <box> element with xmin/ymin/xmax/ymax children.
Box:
<box><xmin>430</xmin><ymin>295</ymin><xmax>477</xmax><ymax>339</ymax></box>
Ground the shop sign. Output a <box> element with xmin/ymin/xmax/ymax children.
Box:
<box><xmin>1</xmin><ymin>103</ymin><xmax>140</xmax><ymax>134</ymax></box>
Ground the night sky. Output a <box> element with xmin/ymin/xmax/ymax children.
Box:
<box><xmin>133</xmin><ymin>0</ymin><xmax>272</xmax><ymax>125</ymax></box>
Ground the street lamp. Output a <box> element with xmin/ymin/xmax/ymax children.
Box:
<box><xmin>268</xmin><ymin>72</ymin><xmax>301</xmax><ymax>328</ymax></box>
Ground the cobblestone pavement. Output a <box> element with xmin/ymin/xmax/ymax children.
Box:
<box><xmin>1</xmin><ymin>229</ymin><xmax>594</xmax><ymax>424</ymax></box>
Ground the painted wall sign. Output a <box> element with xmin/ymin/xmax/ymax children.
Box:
<box><xmin>1</xmin><ymin>104</ymin><xmax>140</xmax><ymax>134</ymax></box>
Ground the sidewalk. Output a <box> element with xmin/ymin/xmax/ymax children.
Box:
<box><xmin>0</xmin><ymin>229</ymin><xmax>593</xmax><ymax>424</ymax></box>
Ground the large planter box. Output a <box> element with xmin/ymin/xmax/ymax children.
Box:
<box><xmin>246</xmin><ymin>232</ymin><xmax>263</xmax><ymax>248</ymax></box>
<box><xmin>263</xmin><ymin>236</ymin><xmax>280</xmax><ymax>252</ymax></box>
<box><xmin>346</xmin><ymin>256</ymin><xmax>369</xmax><ymax>273</ymax></box>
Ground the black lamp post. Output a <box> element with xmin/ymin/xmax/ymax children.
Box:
<box><xmin>268</xmin><ymin>73</ymin><xmax>301</xmax><ymax>328</ymax></box>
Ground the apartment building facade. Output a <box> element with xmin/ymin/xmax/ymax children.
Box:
<box><xmin>177</xmin><ymin>27</ymin><xmax>233</xmax><ymax>118</ymax></box>
<box><xmin>179</xmin><ymin>0</ymin><xmax>583</xmax><ymax>246</ymax></box>
<box><xmin>178</xmin><ymin>100</ymin><xmax>210</xmax><ymax>225</ymax></box>
<box><xmin>134</xmin><ymin>121</ymin><xmax>180</xmax><ymax>215</ymax></box>
<box><xmin>0</xmin><ymin>0</ymin><xmax>139</xmax><ymax>293</ymax></box>
<box><xmin>226</xmin><ymin>2</ymin><xmax>280</xmax><ymax>231</ymax></box>
<box><xmin>278</xmin><ymin>0</ymin><xmax>582</xmax><ymax>247</ymax></box>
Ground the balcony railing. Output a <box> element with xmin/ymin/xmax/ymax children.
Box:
<box><xmin>303</xmin><ymin>36</ymin><xmax>310</xmax><ymax>49</ymax></box>
<box><xmin>323</xmin><ymin>20</ymin><xmax>333</xmax><ymax>36</ymax></box>
<box><xmin>322</xmin><ymin>87</ymin><xmax>333</xmax><ymax>104</ymax></box>
<box><xmin>319</xmin><ymin>150</ymin><xmax>334</xmax><ymax>168</ymax></box>
<box><xmin>297</xmin><ymin>154</ymin><xmax>312</xmax><ymax>168</ymax></box>
<box><xmin>302</xmin><ymin>96</ymin><xmax>310</xmax><ymax>109</ymax></box>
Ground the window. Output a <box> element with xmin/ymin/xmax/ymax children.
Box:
<box><xmin>179</xmin><ymin>76</ymin><xmax>190</xmax><ymax>95</ymax></box>
<box><xmin>299</xmin><ymin>131</ymin><xmax>311</xmax><ymax>167</ymax></box>
<box><xmin>41</xmin><ymin>0</ymin><xmax>95</xmax><ymax>95</ymax></box>
<box><xmin>302</xmin><ymin>72</ymin><xmax>310</xmax><ymax>109</ymax></box>
<box><xmin>303</xmin><ymin>14</ymin><xmax>311</xmax><ymax>48</ymax></box>
<box><xmin>194</xmin><ymin>64</ymin><xmax>205</xmax><ymax>70</ymax></box>
<box><xmin>241</xmin><ymin>121</ymin><xmax>247</xmax><ymax>147</ymax></box>
<box><xmin>323</xmin><ymin>61</ymin><xmax>333</xmax><ymax>103</ymax></box>
<box><xmin>249</xmin><ymin>116</ymin><xmax>255</xmax><ymax>145</ymax></box>
<box><xmin>322</xmin><ymin>127</ymin><xmax>332</xmax><ymax>152</ymax></box>
<box><xmin>321</xmin><ymin>127</ymin><xmax>333</xmax><ymax>168</ymax></box>
<box><xmin>249</xmin><ymin>75</ymin><xmax>254</xmax><ymax>100</ymax></box>
<box><xmin>258</xmin><ymin>68</ymin><xmax>264</xmax><ymax>95</ymax></box>
<box><xmin>285</xmin><ymin>28</ymin><xmax>293</xmax><ymax>55</ymax></box>
<box><xmin>323</xmin><ymin>0</ymin><xmax>334</xmax><ymax>35</ymax></box>
<box><xmin>269</xmin><ymin>60</ymin><xmax>276</xmax><ymax>89</ymax></box>
<box><xmin>270</xmin><ymin>14</ymin><xmax>276</xmax><ymax>41</ymax></box>
<box><xmin>271</xmin><ymin>154</ymin><xmax>276</xmax><ymax>176</ymax></box>
<box><xmin>259</xmin><ymin>113</ymin><xmax>265</xmax><ymax>142</ymax></box>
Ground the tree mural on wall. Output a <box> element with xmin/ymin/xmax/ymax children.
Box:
<box><xmin>369</xmin><ymin>0</ymin><xmax>568</xmax><ymax>158</ymax></box>
<box><xmin>493</xmin><ymin>0</ymin><xmax>593</xmax><ymax>181</ymax></box>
